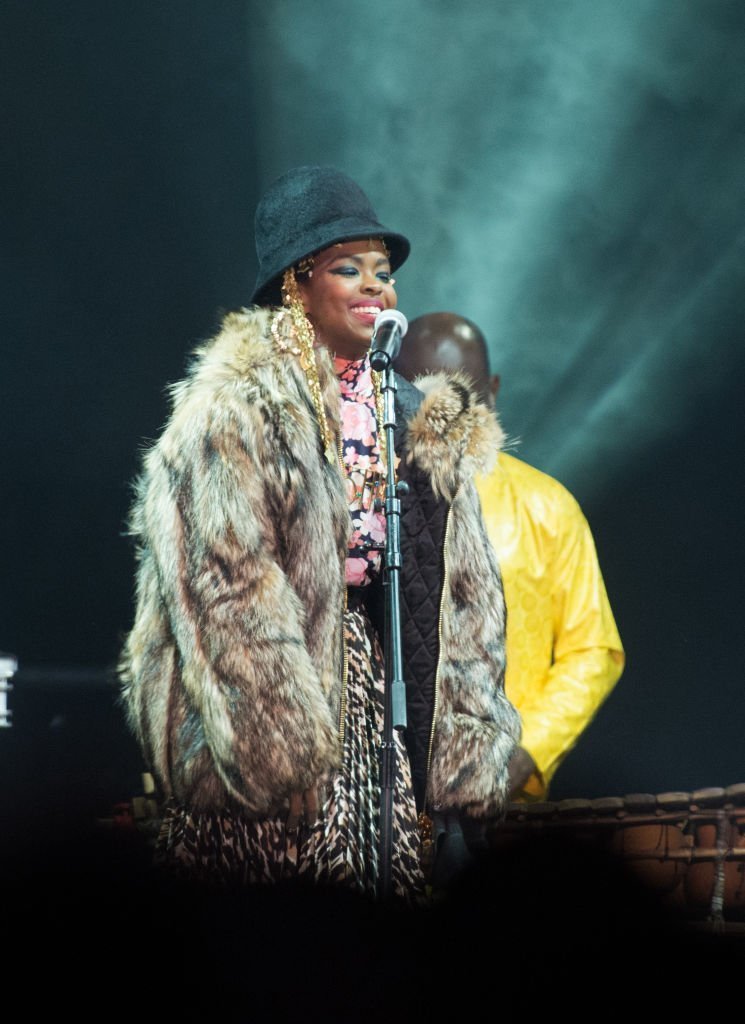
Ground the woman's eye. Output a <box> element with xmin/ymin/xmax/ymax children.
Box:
<box><xmin>330</xmin><ymin>265</ymin><xmax>392</xmax><ymax>282</ymax></box>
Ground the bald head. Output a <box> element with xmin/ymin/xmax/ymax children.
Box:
<box><xmin>395</xmin><ymin>312</ymin><xmax>499</xmax><ymax>407</ymax></box>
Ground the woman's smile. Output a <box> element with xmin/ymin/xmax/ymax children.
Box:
<box><xmin>349</xmin><ymin>300</ymin><xmax>384</xmax><ymax>325</ymax></box>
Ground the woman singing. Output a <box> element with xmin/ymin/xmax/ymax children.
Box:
<box><xmin>119</xmin><ymin>165</ymin><xmax>520</xmax><ymax>901</ymax></box>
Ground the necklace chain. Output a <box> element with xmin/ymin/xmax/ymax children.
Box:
<box><xmin>371</xmin><ymin>368</ymin><xmax>387</xmax><ymax>477</ymax></box>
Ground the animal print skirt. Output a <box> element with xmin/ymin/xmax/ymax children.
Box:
<box><xmin>154</xmin><ymin>605</ymin><xmax>426</xmax><ymax>903</ymax></box>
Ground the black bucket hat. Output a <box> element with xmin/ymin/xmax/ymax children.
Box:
<box><xmin>250</xmin><ymin>165</ymin><xmax>410</xmax><ymax>306</ymax></box>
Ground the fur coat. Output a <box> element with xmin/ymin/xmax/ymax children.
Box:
<box><xmin>119</xmin><ymin>307</ymin><xmax>520</xmax><ymax>819</ymax></box>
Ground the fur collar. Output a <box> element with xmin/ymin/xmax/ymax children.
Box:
<box><xmin>407</xmin><ymin>371</ymin><xmax>504</xmax><ymax>501</ymax></box>
<box><xmin>163</xmin><ymin>308</ymin><xmax>503</xmax><ymax>500</ymax></box>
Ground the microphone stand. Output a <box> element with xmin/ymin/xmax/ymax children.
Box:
<box><xmin>377</xmin><ymin>363</ymin><xmax>408</xmax><ymax>901</ymax></box>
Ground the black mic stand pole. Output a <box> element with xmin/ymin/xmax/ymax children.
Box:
<box><xmin>377</xmin><ymin>363</ymin><xmax>409</xmax><ymax>902</ymax></box>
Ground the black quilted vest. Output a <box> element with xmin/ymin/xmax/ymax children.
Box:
<box><xmin>364</xmin><ymin>375</ymin><xmax>449</xmax><ymax>812</ymax></box>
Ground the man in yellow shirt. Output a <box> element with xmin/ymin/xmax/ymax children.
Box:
<box><xmin>395</xmin><ymin>313</ymin><xmax>624</xmax><ymax>800</ymax></box>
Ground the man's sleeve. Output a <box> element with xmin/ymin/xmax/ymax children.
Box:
<box><xmin>517</xmin><ymin>494</ymin><xmax>625</xmax><ymax>795</ymax></box>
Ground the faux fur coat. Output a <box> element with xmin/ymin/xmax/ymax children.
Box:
<box><xmin>119</xmin><ymin>307</ymin><xmax>520</xmax><ymax>819</ymax></box>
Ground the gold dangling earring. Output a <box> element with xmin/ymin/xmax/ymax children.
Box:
<box><xmin>281</xmin><ymin>267</ymin><xmax>334</xmax><ymax>463</ymax></box>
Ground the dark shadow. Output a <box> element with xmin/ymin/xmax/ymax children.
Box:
<box><xmin>2</xmin><ymin>821</ymin><xmax>739</xmax><ymax>1018</ymax></box>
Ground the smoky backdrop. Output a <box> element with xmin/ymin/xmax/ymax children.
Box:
<box><xmin>3</xmin><ymin>1</ymin><xmax>744</xmax><ymax>811</ymax></box>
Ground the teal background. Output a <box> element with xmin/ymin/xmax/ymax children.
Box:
<box><xmin>3</xmin><ymin>1</ymin><xmax>744</xmax><ymax>803</ymax></box>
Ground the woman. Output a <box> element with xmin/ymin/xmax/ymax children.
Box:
<box><xmin>119</xmin><ymin>166</ymin><xmax>520</xmax><ymax>901</ymax></box>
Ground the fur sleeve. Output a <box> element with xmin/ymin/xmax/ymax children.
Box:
<box><xmin>427</xmin><ymin>481</ymin><xmax>521</xmax><ymax>818</ymax></box>
<box><xmin>404</xmin><ymin>371</ymin><xmax>519</xmax><ymax>814</ymax></box>
<box><xmin>127</xmin><ymin>386</ymin><xmax>340</xmax><ymax>815</ymax></box>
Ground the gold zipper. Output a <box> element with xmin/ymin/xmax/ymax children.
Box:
<box><xmin>338</xmin><ymin>588</ymin><xmax>349</xmax><ymax>742</ymax></box>
<box><xmin>424</xmin><ymin>502</ymin><xmax>453</xmax><ymax>784</ymax></box>
<box><xmin>336</xmin><ymin>433</ymin><xmax>349</xmax><ymax>742</ymax></box>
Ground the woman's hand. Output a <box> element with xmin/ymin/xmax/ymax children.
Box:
<box><xmin>286</xmin><ymin>787</ymin><xmax>324</xmax><ymax>832</ymax></box>
<box><xmin>507</xmin><ymin>747</ymin><xmax>538</xmax><ymax>798</ymax></box>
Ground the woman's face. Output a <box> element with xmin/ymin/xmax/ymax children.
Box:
<box><xmin>297</xmin><ymin>239</ymin><xmax>397</xmax><ymax>359</ymax></box>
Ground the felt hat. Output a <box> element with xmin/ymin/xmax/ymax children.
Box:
<box><xmin>250</xmin><ymin>165</ymin><xmax>410</xmax><ymax>305</ymax></box>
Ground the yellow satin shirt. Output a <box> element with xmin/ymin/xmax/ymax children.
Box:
<box><xmin>476</xmin><ymin>453</ymin><xmax>624</xmax><ymax>798</ymax></box>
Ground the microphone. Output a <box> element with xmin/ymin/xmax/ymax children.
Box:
<box><xmin>370</xmin><ymin>309</ymin><xmax>408</xmax><ymax>372</ymax></box>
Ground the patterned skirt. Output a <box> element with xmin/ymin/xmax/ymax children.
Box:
<box><xmin>155</xmin><ymin>604</ymin><xmax>426</xmax><ymax>903</ymax></box>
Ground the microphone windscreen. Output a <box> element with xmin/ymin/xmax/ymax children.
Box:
<box><xmin>373</xmin><ymin>308</ymin><xmax>408</xmax><ymax>338</ymax></box>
